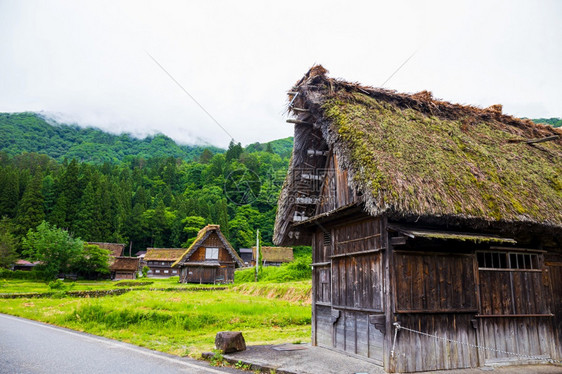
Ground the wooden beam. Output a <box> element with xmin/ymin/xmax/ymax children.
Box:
<box><xmin>526</xmin><ymin>135</ymin><xmax>559</xmax><ymax>144</ymax></box>
<box><xmin>292</xmin><ymin>107</ymin><xmax>310</xmax><ymax>113</ymax></box>
<box><xmin>390</xmin><ymin>236</ymin><xmax>407</xmax><ymax>246</ymax></box>
<box><xmin>286</xmin><ymin>119</ymin><xmax>312</xmax><ymax>125</ymax></box>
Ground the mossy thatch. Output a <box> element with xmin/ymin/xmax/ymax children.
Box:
<box><xmin>144</xmin><ymin>248</ymin><xmax>185</xmax><ymax>262</ymax></box>
<box><xmin>171</xmin><ymin>224</ymin><xmax>244</xmax><ymax>268</ymax></box>
<box><xmin>274</xmin><ymin>66</ymin><xmax>562</xmax><ymax>244</ymax></box>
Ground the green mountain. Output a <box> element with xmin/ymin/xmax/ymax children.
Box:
<box><xmin>0</xmin><ymin>112</ymin><xmax>294</xmax><ymax>162</ymax></box>
<box><xmin>531</xmin><ymin>118</ymin><xmax>562</xmax><ymax>128</ymax></box>
<box><xmin>0</xmin><ymin>112</ymin><xmax>225</xmax><ymax>163</ymax></box>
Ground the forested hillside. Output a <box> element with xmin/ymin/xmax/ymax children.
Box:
<box><xmin>0</xmin><ymin>112</ymin><xmax>294</xmax><ymax>256</ymax></box>
<box><xmin>0</xmin><ymin>112</ymin><xmax>225</xmax><ymax>162</ymax></box>
<box><xmin>531</xmin><ymin>117</ymin><xmax>562</xmax><ymax>128</ymax></box>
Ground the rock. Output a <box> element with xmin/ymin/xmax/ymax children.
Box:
<box><xmin>215</xmin><ymin>331</ymin><xmax>246</xmax><ymax>353</ymax></box>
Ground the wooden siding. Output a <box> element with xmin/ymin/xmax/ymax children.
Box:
<box><xmin>391</xmin><ymin>314</ymin><xmax>479</xmax><ymax>372</ymax></box>
<box><xmin>180</xmin><ymin>265</ymin><xmax>234</xmax><ymax>284</ymax></box>
<box><xmin>332</xmin><ymin>218</ymin><xmax>382</xmax><ymax>256</ymax></box>
<box><xmin>547</xmin><ymin>256</ymin><xmax>562</xmax><ymax>360</ymax></box>
<box><xmin>478</xmin><ymin>270</ymin><xmax>550</xmax><ymax>315</ymax></box>
<box><xmin>311</xmin><ymin>217</ymin><xmax>385</xmax><ymax>364</ymax></box>
<box><xmin>333</xmin><ymin>309</ymin><xmax>384</xmax><ymax>365</ymax></box>
<box><xmin>332</xmin><ymin>253</ymin><xmax>383</xmax><ymax>311</ymax></box>
<box><xmin>188</xmin><ymin>247</ymin><xmax>232</xmax><ymax>263</ymax></box>
<box><xmin>477</xmin><ymin>317</ymin><xmax>554</xmax><ymax>364</ymax></box>
<box><xmin>394</xmin><ymin>252</ymin><xmax>477</xmax><ymax>313</ymax></box>
<box><xmin>316</xmin><ymin>153</ymin><xmax>359</xmax><ymax>215</ymax></box>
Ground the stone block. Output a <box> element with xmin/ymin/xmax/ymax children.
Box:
<box><xmin>215</xmin><ymin>331</ymin><xmax>246</xmax><ymax>353</ymax></box>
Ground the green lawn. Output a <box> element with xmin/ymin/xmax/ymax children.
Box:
<box><xmin>0</xmin><ymin>278</ymin><xmax>312</xmax><ymax>358</ymax></box>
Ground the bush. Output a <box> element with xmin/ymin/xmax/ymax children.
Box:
<box><xmin>0</xmin><ymin>269</ymin><xmax>41</xmax><ymax>280</ymax></box>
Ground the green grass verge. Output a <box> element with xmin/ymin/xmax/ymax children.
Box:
<box><xmin>0</xmin><ymin>280</ymin><xmax>311</xmax><ymax>358</ymax></box>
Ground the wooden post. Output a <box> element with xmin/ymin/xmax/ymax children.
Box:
<box><xmin>255</xmin><ymin>229</ymin><xmax>260</xmax><ymax>282</ymax></box>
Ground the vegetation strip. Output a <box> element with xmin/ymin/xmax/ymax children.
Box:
<box><xmin>0</xmin><ymin>287</ymin><xmax>227</xmax><ymax>299</ymax></box>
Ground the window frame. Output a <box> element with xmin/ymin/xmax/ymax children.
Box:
<box><xmin>205</xmin><ymin>247</ymin><xmax>219</xmax><ymax>260</ymax></box>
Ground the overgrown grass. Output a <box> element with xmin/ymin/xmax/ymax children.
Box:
<box><xmin>0</xmin><ymin>276</ymin><xmax>224</xmax><ymax>295</ymax></box>
<box><xmin>0</xmin><ymin>280</ymin><xmax>311</xmax><ymax>358</ymax></box>
<box><xmin>235</xmin><ymin>249</ymin><xmax>312</xmax><ymax>283</ymax></box>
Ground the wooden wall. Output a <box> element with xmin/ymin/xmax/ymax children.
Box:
<box><xmin>311</xmin><ymin>217</ymin><xmax>385</xmax><ymax>365</ymax></box>
<box><xmin>310</xmin><ymin>212</ymin><xmax>561</xmax><ymax>372</ymax></box>
<box><xmin>316</xmin><ymin>153</ymin><xmax>359</xmax><ymax>215</ymax></box>
<box><xmin>180</xmin><ymin>265</ymin><xmax>234</xmax><ymax>284</ymax></box>
<box><xmin>388</xmin><ymin>245</ymin><xmax>560</xmax><ymax>372</ymax></box>
<box><xmin>393</xmin><ymin>252</ymin><xmax>477</xmax><ymax>313</ymax></box>
<box><xmin>546</xmin><ymin>253</ymin><xmax>562</xmax><ymax>360</ymax></box>
<box><xmin>185</xmin><ymin>233</ymin><xmax>234</xmax><ymax>263</ymax></box>
<box><xmin>392</xmin><ymin>313</ymin><xmax>479</xmax><ymax>372</ymax></box>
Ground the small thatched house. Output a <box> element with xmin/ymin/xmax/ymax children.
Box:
<box><xmin>274</xmin><ymin>66</ymin><xmax>562</xmax><ymax>372</ymax></box>
<box><xmin>109</xmin><ymin>256</ymin><xmax>140</xmax><ymax>280</ymax></box>
<box><xmin>253</xmin><ymin>246</ymin><xmax>294</xmax><ymax>266</ymax></box>
<box><xmin>12</xmin><ymin>259</ymin><xmax>40</xmax><ymax>271</ymax></box>
<box><xmin>172</xmin><ymin>225</ymin><xmax>244</xmax><ymax>284</ymax></box>
<box><xmin>88</xmin><ymin>242</ymin><xmax>126</xmax><ymax>259</ymax></box>
<box><xmin>144</xmin><ymin>248</ymin><xmax>185</xmax><ymax>277</ymax></box>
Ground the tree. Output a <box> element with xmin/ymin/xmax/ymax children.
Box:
<box><xmin>181</xmin><ymin>216</ymin><xmax>206</xmax><ymax>247</ymax></box>
<box><xmin>71</xmin><ymin>243</ymin><xmax>110</xmax><ymax>279</ymax></box>
<box><xmin>225</xmin><ymin>140</ymin><xmax>243</xmax><ymax>162</ymax></box>
<box><xmin>199</xmin><ymin>148</ymin><xmax>214</xmax><ymax>164</ymax></box>
<box><xmin>22</xmin><ymin>221</ymin><xmax>83</xmax><ymax>280</ymax></box>
<box><xmin>15</xmin><ymin>173</ymin><xmax>45</xmax><ymax>238</ymax></box>
<box><xmin>0</xmin><ymin>217</ymin><xmax>18</xmax><ymax>268</ymax></box>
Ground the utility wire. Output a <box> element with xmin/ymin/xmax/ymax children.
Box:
<box><xmin>146</xmin><ymin>51</ymin><xmax>235</xmax><ymax>141</ymax></box>
<box><xmin>381</xmin><ymin>50</ymin><xmax>417</xmax><ymax>88</ymax></box>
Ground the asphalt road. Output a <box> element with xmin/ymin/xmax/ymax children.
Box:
<box><xmin>0</xmin><ymin>313</ymin><xmax>241</xmax><ymax>374</ymax></box>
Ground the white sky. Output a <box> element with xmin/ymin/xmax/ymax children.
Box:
<box><xmin>0</xmin><ymin>0</ymin><xmax>560</xmax><ymax>148</ymax></box>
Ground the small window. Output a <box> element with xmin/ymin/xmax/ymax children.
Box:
<box><xmin>477</xmin><ymin>251</ymin><xmax>540</xmax><ymax>270</ymax></box>
<box><xmin>172</xmin><ymin>270</ymin><xmax>177</xmax><ymax>274</ymax></box>
<box><xmin>161</xmin><ymin>262</ymin><xmax>165</xmax><ymax>265</ymax></box>
<box><xmin>205</xmin><ymin>247</ymin><xmax>219</xmax><ymax>260</ymax></box>
<box><xmin>323</xmin><ymin>232</ymin><xmax>331</xmax><ymax>246</ymax></box>
<box><xmin>155</xmin><ymin>270</ymin><xmax>160</xmax><ymax>273</ymax></box>
<box><xmin>164</xmin><ymin>270</ymin><xmax>169</xmax><ymax>273</ymax></box>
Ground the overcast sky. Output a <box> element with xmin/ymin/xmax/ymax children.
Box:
<box><xmin>1</xmin><ymin>1</ymin><xmax>560</xmax><ymax>148</ymax></box>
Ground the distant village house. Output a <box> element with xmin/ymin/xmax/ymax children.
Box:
<box><xmin>144</xmin><ymin>248</ymin><xmax>185</xmax><ymax>277</ymax></box>
<box><xmin>172</xmin><ymin>225</ymin><xmax>244</xmax><ymax>284</ymax></box>
<box><xmin>252</xmin><ymin>246</ymin><xmax>294</xmax><ymax>267</ymax></box>
<box><xmin>109</xmin><ymin>257</ymin><xmax>140</xmax><ymax>280</ymax></box>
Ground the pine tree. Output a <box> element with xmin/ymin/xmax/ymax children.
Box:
<box><xmin>0</xmin><ymin>167</ymin><xmax>20</xmax><ymax>218</ymax></box>
<box><xmin>15</xmin><ymin>173</ymin><xmax>45</xmax><ymax>237</ymax></box>
<box><xmin>74</xmin><ymin>181</ymin><xmax>99</xmax><ymax>241</ymax></box>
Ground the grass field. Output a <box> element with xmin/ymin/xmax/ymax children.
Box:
<box><xmin>0</xmin><ymin>277</ymin><xmax>311</xmax><ymax>358</ymax></box>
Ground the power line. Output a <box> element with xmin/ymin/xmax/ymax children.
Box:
<box><xmin>381</xmin><ymin>50</ymin><xmax>417</xmax><ymax>88</ymax></box>
<box><xmin>145</xmin><ymin>51</ymin><xmax>235</xmax><ymax>141</ymax></box>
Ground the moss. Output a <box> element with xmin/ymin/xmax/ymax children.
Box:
<box><xmin>320</xmin><ymin>91</ymin><xmax>562</xmax><ymax>225</ymax></box>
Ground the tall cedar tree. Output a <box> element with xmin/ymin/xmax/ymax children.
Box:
<box><xmin>15</xmin><ymin>172</ymin><xmax>45</xmax><ymax>238</ymax></box>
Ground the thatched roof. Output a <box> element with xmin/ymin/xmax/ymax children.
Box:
<box><xmin>274</xmin><ymin>66</ymin><xmax>562</xmax><ymax>245</ymax></box>
<box><xmin>254</xmin><ymin>246</ymin><xmax>294</xmax><ymax>263</ymax></box>
<box><xmin>172</xmin><ymin>225</ymin><xmax>244</xmax><ymax>268</ymax></box>
<box><xmin>110</xmin><ymin>257</ymin><xmax>140</xmax><ymax>272</ymax></box>
<box><xmin>145</xmin><ymin>248</ymin><xmax>185</xmax><ymax>262</ymax></box>
<box><xmin>88</xmin><ymin>242</ymin><xmax>126</xmax><ymax>258</ymax></box>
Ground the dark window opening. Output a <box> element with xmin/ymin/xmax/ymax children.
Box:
<box><xmin>477</xmin><ymin>251</ymin><xmax>540</xmax><ymax>270</ymax></box>
<box><xmin>323</xmin><ymin>231</ymin><xmax>331</xmax><ymax>246</ymax></box>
